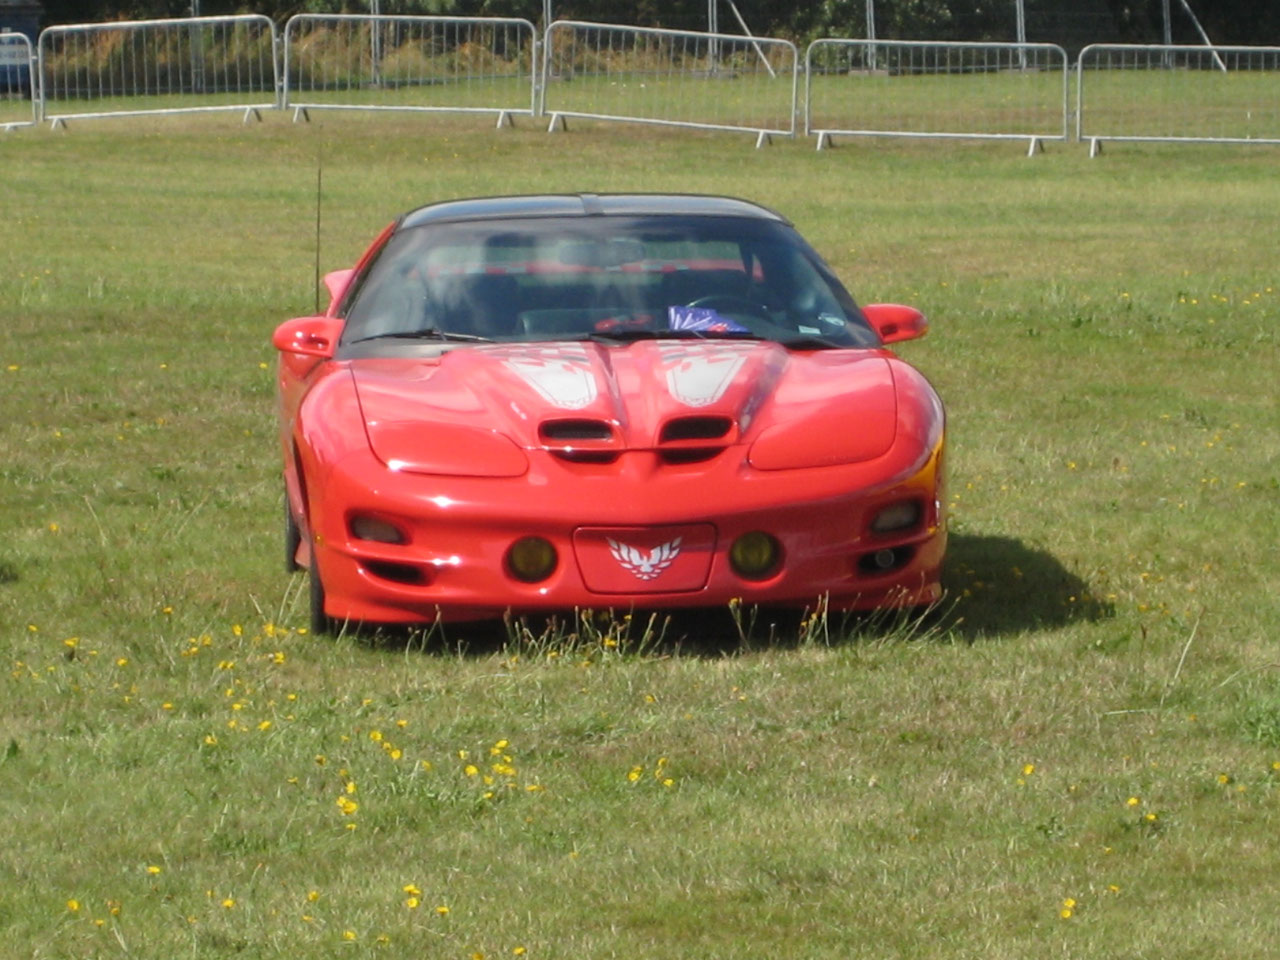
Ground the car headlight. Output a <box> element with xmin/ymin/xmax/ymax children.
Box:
<box><xmin>870</xmin><ymin>500</ymin><xmax>922</xmax><ymax>535</ymax></box>
<box><xmin>350</xmin><ymin>514</ymin><xmax>406</xmax><ymax>544</ymax></box>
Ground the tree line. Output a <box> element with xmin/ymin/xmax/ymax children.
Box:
<box><xmin>33</xmin><ymin>0</ymin><xmax>1280</xmax><ymax>47</ymax></box>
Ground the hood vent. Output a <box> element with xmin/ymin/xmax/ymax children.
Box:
<box><xmin>540</xmin><ymin>418</ymin><xmax>620</xmax><ymax>464</ymax></box>
<box><xmin>540</xmin><ymin>419</ymin><xmax>614</xmax><ymax>442</ymax></box>
<box><xmin>659</xmin><ymin>416</ymin><xmax>734</xmax><ymax>443</ymax></box>
<box><xmin>657</xmin><ymin>416</ymin><xmax>735</xmax><ymax>465</ymax></box>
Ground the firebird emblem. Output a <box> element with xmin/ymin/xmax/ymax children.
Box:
<box><xmin>607</xmin><ymin>537</ymin><xmax>683</xmax><ymax>581</ymax></box>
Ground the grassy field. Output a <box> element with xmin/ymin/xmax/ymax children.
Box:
<box><xmin>1</xmin><ymin>113</ymin><xmax>1278</xmax><ymax>959</ymax></box>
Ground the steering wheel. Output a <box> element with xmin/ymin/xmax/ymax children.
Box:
<box><xmin>685</xmin><ymin>294</ymin><xmax>772</xmax><ymax>322</ymax></box>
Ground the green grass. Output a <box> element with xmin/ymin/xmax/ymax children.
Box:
<box><xmin>2</xmin><ymin>114</ymin><xmax>1279</xmax><ymax>958</ymax></box>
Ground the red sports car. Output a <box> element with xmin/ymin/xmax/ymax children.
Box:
<box><xmin>273</xmin><ymin>194</ymin><xmax>945</xmax><ymax>633</ymax></box>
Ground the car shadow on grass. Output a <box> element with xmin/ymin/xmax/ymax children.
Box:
<box><xmin>347</xmin><ymin>532</ymin><xmax>1111</xmax><ymax>656</ymax></box>
<box><xmin>937</xmin><ymin>532</ymin><xmax>1113</xmax><ymax>641</ymax></box>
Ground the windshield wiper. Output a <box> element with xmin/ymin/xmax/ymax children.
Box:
<box><xmin>584</xmin><ymin>329</ymin><xmax>766</xmax><ymax>344</ymax></box>
<box><xmin>349</xmin><ymin>328</ymin><xmax>493</xmax><ymax>345</ymax></box>
<box><xmin>776</xmin><ymin>335</ymin><xmax>844</xmax><ymax>350</ymax></box>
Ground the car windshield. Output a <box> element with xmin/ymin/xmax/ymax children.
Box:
<box><xmin>338</xmin><ymin>214</ymin><xmax>879</xmax><ymax>354</ymax></box>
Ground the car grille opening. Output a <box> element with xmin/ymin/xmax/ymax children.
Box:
<box><xmin>550</xmin><ymin>449</ymin><xmax>620</xmax><ymax>464</ymax></box>
<box><xmin>363</xmin><ymin>561</ymin><xmax>428</xmax><ymax>585</ymax></box>
<box><xmin>659</xmin><ymin>448</ymin><xmax>723</xmax><ymax>465</ymax></box>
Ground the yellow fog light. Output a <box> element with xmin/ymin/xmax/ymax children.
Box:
<box><xmin>730</xmin><ymin>532</ymin><xmax>780</xmax><ymax>580</ymax></box>
<box><xmin>506</xmin><ymin>537</ymin><xmax>558</xmax><ymax>583</ymax></box>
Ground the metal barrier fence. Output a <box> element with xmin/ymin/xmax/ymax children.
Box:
<box><xmin>282</xmin><ymin>15</ymin><xmax>538</xmax><ymax>124</ymax></box>
<box><xmin>541</xmin><ymin>20</ymin><xmax>798</xmax><ymax>146</ymax></box>
<box><xmin>805</xmin><ymin>39</ymin><xmax>1069</xmax><ymax>154</ymax></box>
<box><xmin>36</xmin><ymin>16</ymin><xmax>279</xmax><ymax>128</ymax></box>
<box><xmin>1</xmin><ymin>31</ymin><xmax>37</xmax><ymax>130</ymax></box>
<box><xmin>1077</xmin><ymin>44</ymin><xmax>1280</xmax><ymax>155</ymax></box>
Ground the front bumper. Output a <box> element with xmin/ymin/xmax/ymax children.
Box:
<box><xmin>304</xmin><ymin>444</ymin><xmax>945</xmax><ymax>624</ymax></box>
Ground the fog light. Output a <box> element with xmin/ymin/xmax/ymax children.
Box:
<box><xmin>507</xmin><ymin>537</ymin><xmax>557</xmax><ymax>583</ymax></box>
<box><xmin>870</xmin><ymin>500</ymin><xmax>921</xmax><ymax>534</ymax></box>
<box><xmin>730</xmin><ymin>532</ymin><xmax>780</xmax><ymax>580</ymax></box>
<box><xmin>350</xmin><ymin>514</ymin><xmax>405</xmax><ymax>544</ymax></box>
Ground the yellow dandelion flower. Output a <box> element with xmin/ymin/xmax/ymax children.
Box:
<box><xmin>302</xmin><ymin>914</ymin><xmax>315</xmax><ymax>923</ymax></box>
<box><xmin>464</xmin><ymin>764</ymin><xmax>479</xmax><ymax>777</ymax></box>
<box><xmin>345</xmin><ymin>780</ymin><xmax>357</xmax><ymax>794</ymax></box>
<box><xmin>405</xmin><ymin>897</ymin><xmax>420</xmax><ymax>910</ymax></box>
<box><xmin>1060</xmin><ymin>908</ymin><xmax>1073</xmax><ymax>919</ymax></box>
<box><xmin>1062</xmin><ymin>898</ymin><xmax>1076</xmax><ymax>909</ymax></box>
<box><xmin>1126</xmin><ymin>796</ymin><xmax>1141</xmax><ymax>807</ymax></box>
<box><xmin>222</xmin><ymin>898</ymin><xmax>235</xmax><ymax>910</ymax></box>
<box><xmin>342</xmin><ymin>930</ymin><xmax>357</xmax><ymax>941</ymax></box>
<box><xmin>66</xmin><ymin>899</ymin><xmax>80</xmax><ymax>912</ymax></box>
<box><xmin>389</xmin><ymin>749</ymin><xmax>402</xmax><ymax>761</ymax></box>
<box><xmin>204</xmin><ymin>735</ymin><xmax>218</xmax><ymax>746</ymax></box>
<box><xmin>1217</xmin><ymin>773</ymin><xmax>1231</xmax><ymax>785</ymax></box>
<box><xmin>627</xmin><ymin>767</ymin><xmax>643</xmax><ymax>783</ymax></box>
<box><xmin>376</xmin><ymin>934</ymin><xmax>390</xmax><ymax>945</ymax></box>
<box><xmin>1022</xmin><ymin>764</ymin><xmax>1035</xmax><ymax>776</ymax></box>
<box><xmin>1144</xmin><ymin>812</ymin><xmax>1158</xmax><ymax>822</ymax></box>
<box><xmin>513</xmin><ymin>948</ymin><xmax>526</xmax><ymax>956</ymax></box>
<box><xmin>147</xmin><ymin>865</ymin><xmax>162</xmax><ymax>875</ymax></box>
<box><xmin>435</xmin><ymin>905</ymin><xmax>450</xmax><ymax>916</ymax></box>
<box><xmin>403</xmin><ymin>883</ymin><xmax>421</xmax><ymax>896</ymax></box>
<box><xmin>258</xmin><ymin>721</ymin><xmax>272</xmax><ymax>732</ymax></box>
<box><xmin>369</xmin><ymin>730</ymin><xmax>383</xmax><ymax>742</ymax></box>
<box><xmin>307</xmin><ymin>890</ymin><xmax>320</xmax><ymax>902</ymax></box>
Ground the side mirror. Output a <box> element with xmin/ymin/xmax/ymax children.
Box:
<box><xmin>862</xmin><ymin>303</ymin><xmax>928</xmax><ymax>345</ymax></box>
<box><xmin>323</xmin><ymin>269</ymin><xmax>355</xmax><ymax>314</ymax></box>
<box><xmin>272</xmin><ymin>315</ymin><xmax>344</xmax><ymax>359</ymax></box>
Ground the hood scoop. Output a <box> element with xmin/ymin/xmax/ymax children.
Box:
<box><xmin>538</xmin><ymin>418</ymin><xmax>620</xmax><ymax>464</ymax></box>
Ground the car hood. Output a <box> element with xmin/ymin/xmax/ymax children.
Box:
<box><xmin>350</xmin><ymin>340</ymin><xmax>900</xmax><ymax>475</ymax></box>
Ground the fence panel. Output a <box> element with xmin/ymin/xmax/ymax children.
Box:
<box><xmin>1</xmin><ymin>31</ymin><xmax>36</xmax><ymax>129</ymax></box>
<box><xmin>806</xmin><ymin>39</ymin><xmax>1069</xmax><ymax>152</ymax></box>
<box><xmin>37</xmin><ymin>16</ymin><xmax>279</xmax><ymax>127</ymax></box>
<box><xmin>282</xmin><ymin>15</ymin><xmax>538</xmax><ymax>123</ymax></box>
<box><xmin>541</xmin><ymin>21</ymin><xmax>798</xmax><ymax>146</ymax></box>
<box><xmin>1077</xmin><ymin>44</ymin><xmax>1280</xmax><ymax>153</ymax></box>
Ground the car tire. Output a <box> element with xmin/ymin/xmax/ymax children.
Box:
<box><xmin>284</xmin><ymin>493</ymin><xmax>301</xmax><ymax>574</ymax></box>
<box><xmin>309</xmin><ymin>548</ymin><xmax>331</xmax><ymax>637</ymax></box>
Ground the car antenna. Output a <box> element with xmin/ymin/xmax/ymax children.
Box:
<box><xmin>313</xmin><ymin>148</ymin><xmax>323</xmax><ymax>315</ymax></box>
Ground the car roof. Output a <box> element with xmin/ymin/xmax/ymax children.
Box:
<box><xmin>399</xmin><ymin>193</ymin><xmax>791</xmax><ymax>229</ymax></box>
